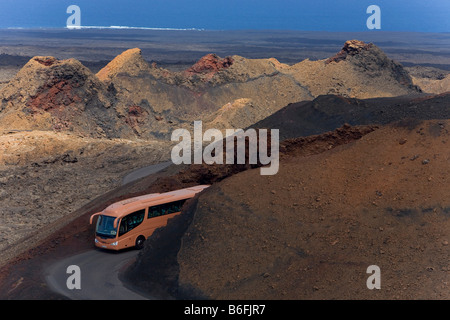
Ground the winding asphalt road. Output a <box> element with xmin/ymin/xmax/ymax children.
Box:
<box><xmin>45</xmin><ymin>161</ymin><xmax>174</xmax><ymax>300</ymax></box>
<box><xmin>45</xmin><ymin>249</ymin><xmax>150</xmax><ymax>300</ymax></box>
<box><xmin>121</xmin><ymin>161</ymin><xmax>172</xmax><ymax>185</ymax></box>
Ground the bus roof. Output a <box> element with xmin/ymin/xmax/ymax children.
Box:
<box><xmin>101</xmin><ymin>185</ymin><xmax>209</xmax><ymax>218</ymax></box>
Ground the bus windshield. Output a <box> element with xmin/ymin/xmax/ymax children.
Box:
<box><xmin>96</xmin><ymin>215</ymin><xmax>118</xmax><ymax>239</ymax></box>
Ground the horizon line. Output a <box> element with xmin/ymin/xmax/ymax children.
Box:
<box><xmin>4</xmin><ymin>25</ymin><xmax>205</xmax><ymax>31</ymax></box>
<box><xmin>1</xmin><ymin>26</ymin><xmax>449</xmax><ymax>34</ymax></box>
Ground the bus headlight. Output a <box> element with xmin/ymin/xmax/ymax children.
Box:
<box><xmin>111</xmin><ymin>241</ymin><xmax>118</xmax><ymax>246</ymax></box>
<box><xmin>95</xmin><ymin>238</ymin><xmax>99</xmax><ymax>243</ymax></box>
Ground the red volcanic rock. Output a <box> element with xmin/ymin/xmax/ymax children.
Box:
<box><xmin>0</xmin><ymin>55</ymin><xmax>121</xmax><ymax>137</ymax></box>
<box><xmin>33</xmin><ymin>57</ymin><xmax>58</xmax><ymax>66</ymax></box>
<box><xmin>125</xmin><ymin>105</ymin><xmax>148</xmax><ymax>134</ymax></box>
<box><xmin>326</xmin><ymin>40</ymin><xmax>374</xmax><ymax>64</ymax></box>
<box><xmin>27</xmin><ymin>79</ymin><xmax>81</xmax><ymax>113</ymax></box>
<box><xmin>127</xmin><ymin>105</ymin><xmax>145</xmax><ymax>117</ymax></box>
<box><xmin>186</xmin><ymin>54</ymin><xmax>233</xmax><ymax>75</ymax></box>
<box><xmin>17</xmin><ymin>57</ymin><xmax>98</xmax><ymax>116</ymax></box>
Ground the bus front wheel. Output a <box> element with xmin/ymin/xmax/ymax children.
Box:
<box><xmin>135</xmin><ymin>236</ymin><xmax>146</xmax><ymax>250</ymax></box>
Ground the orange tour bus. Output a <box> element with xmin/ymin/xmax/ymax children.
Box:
<box><xmin>89</xmin><ymin>185</ymin><xmax>209</xmax><ymax>250</ymax></box>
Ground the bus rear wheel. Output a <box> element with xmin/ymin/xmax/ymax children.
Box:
<box><xmin>135</xmin><ymin>236</ymin><xmax>146</xmax><ymax>250</ymax></box>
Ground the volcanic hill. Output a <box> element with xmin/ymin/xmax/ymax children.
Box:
<box><xmin>0</xmin><ymin>35</ymin><xmax>449</xmax><ymax>301</ymax></box>
<box><xmin>253</xmin><ymin>92</ymin><xmax>450</xmax><ymax>140</ymax></box>
<box><xmin>0</xmin><ymin>40</ymin><xmax>430</xmax><ymax>140</ymax></box>
<box><xmin>0</xmin><ymin>56</ymin><xmax>123</xmax><ymax>138</ymax></box>
<box><xmin>126</xmin><ymin>119</ymin><xmax>450</xmax><ymax>300</ymax></box>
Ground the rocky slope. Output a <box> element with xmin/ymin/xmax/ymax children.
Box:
<box><xmin>0</xmin><ymin>129</ymin><xmax>171</xmax><ymax>253</ymax></box>
<box><xmin>411</xmin><ymin>74</ymin><xmax>450</xmax><ymax>95</ymax></box>
<box><xmin>96</xmin><ymin>48</ymin><xmax>313</xmax><ymax>136</ymax></box>
<box><xmin>270</xmin><ymin>40</ymin><xmax>422</xmax><ymax>99</ymax></box>
<box><xmin>0</xmin><ymin>56</ymin><xmax>141</xmax><ymax>138</ymax></box>
<box><xmin>101</xmin><ymin>41</ymin><xmax>422</xmax><ymax>131</ymax></box>
<box><xmin>205</xmin><ymin>98</ymin><xmax>273</xmax><ymax>131</ymax></box>
<box><xmin>126</xmin><ymin>119</ymin><xmax>449</xmax><ymax>300</ymax></box>
<box><xmin>407</xmin><ymin>66</ymin><xmax>450</xmax><ymax>95</ymax></box>
<box><xmin>0</xmin><ymin>40</ymin><xmax>428</xmax><ymax>140</ymax></box>
<box><xmin>253</xmin><ymin>92</ymin><xmax>450</xmax><ymax>140</ymax></box>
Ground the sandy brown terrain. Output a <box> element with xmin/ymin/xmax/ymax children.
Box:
<box><xmin>254</xmin><ymin>93</ymin><xmax>450</xmax><ymax>140</ymax></box>
<box><xmin>126</xmin><ymin>120</ymin><xmax>449</xmax><ymax>300</ymax></box>
<box><xmin>0</xmin><ymin>130</ymin><xmax>170</xmax><ymax>256</ymax></box>
<box><xmin>0</xmin><ymin>120</ymin><xmax>448</xmax><ymax>300</ymax></box>
<box><xmin>0</xmin><ymin>40</ymin><xmax>431</xmax><ymax>142</ymax></box>
<box><xmin>0</xmin><ymin>123</ymin><xmax>376</xmax><ymax>299</ymax></box>
<box><xmin>0</xmin><ymin>30</ymin><xmax>449</xmax><ymax>300</ymax></box>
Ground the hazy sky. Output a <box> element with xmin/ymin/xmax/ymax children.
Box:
<box><xmin>0</xmin><ymin>0</ymin><xmax>449</xmax><ymax>32</ymax></box>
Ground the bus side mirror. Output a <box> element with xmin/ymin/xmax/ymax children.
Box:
<box><xmin>89</xmin><ymin>212</ymin><xmax>101</xmax><ymax>225</ymax></box>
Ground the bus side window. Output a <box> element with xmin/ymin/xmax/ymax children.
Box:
<box><xmin>119</xmin><ymin>209</ymin><xmax>145</xmax><ymax>236</ymax></box>
<box><xmin>169</xmin><ymin>199</ymin><xmax>186</xmax><ymax>214</ymax></box>
<box><xmin>160</xmin><ymin>203</ymin><xmax>170</xmax><ymax>215</ymax></box>
<box><xmin>148</xmin><ymin>205</ymin><xmax>161</xmax><ymax>218</ymax></box>
<box><xmin>148</xmin><ymin>200</ymin><xmax>187</xmax><ymax>219</ymax></box>
<box><xmin>168</xmin><ymin>202</ymin><xmax>177</xmax><ymax>214</ymax></box>
<box><xmin>178</xmin><ymin>199</ymin><xmax>187</xmax><ymax>210</ymax></box>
